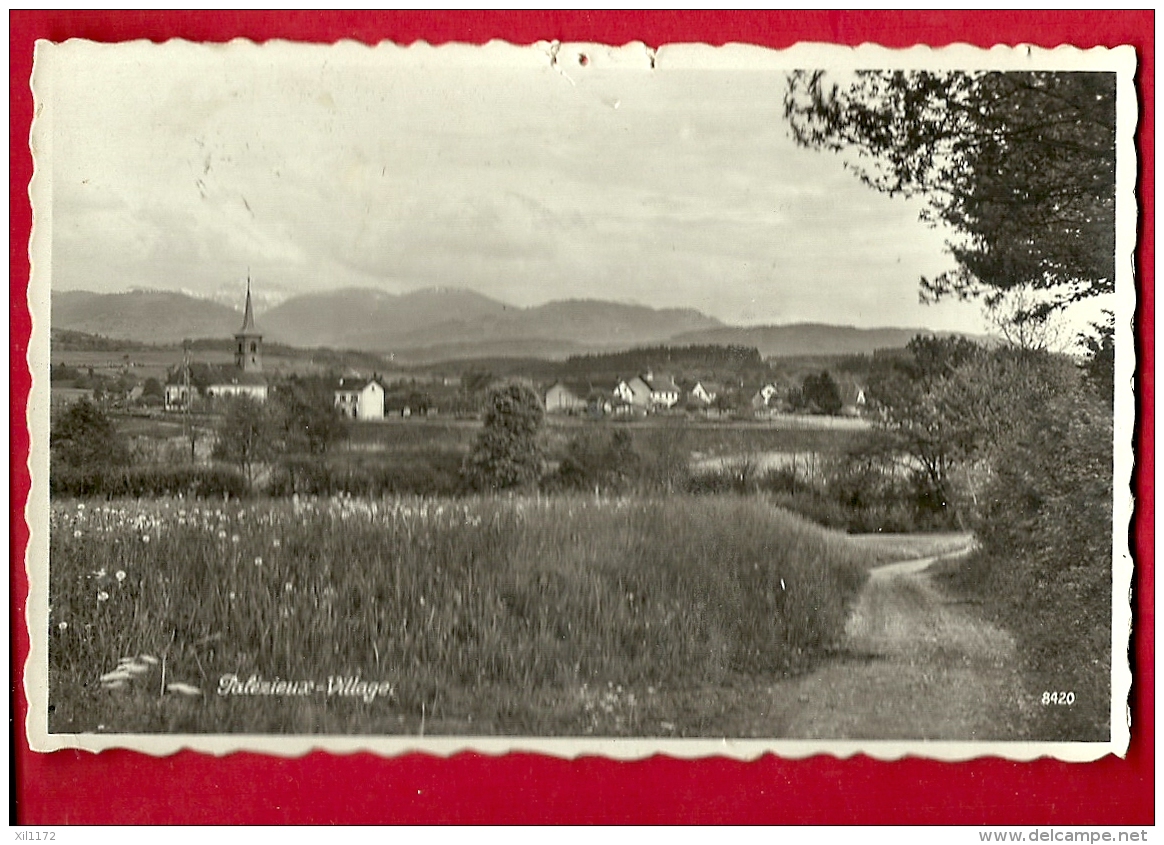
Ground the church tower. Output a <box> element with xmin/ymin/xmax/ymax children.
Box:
<box><xmin>234</xmin><ymin>277</ymin><xmax>263</xmax><ymax>373</ymax></box>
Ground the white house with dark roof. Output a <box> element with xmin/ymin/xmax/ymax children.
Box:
<box><xmin>689</xmin><ymin>381</ymin><xmax>718</xmax><ymax>405</ymax></box>
<box><xmin>647</xmin><ymin>374</ymin><xmax>681</xmax><ymax>408</ymax></box>
<box><xmin>613</xmin><ymin>376</ymin><xmax>652</xmax><ymax>409</ymax></box>
<box><xmin>334</xmin><ymin>376</ymin><xmax>385</xmax><ymax>420</ymax></box>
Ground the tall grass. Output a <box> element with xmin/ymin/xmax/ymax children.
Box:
<box><xmin>48</xmin><ymin>494</ymin><xmax>867</xmax><ymax>735</ymax></box>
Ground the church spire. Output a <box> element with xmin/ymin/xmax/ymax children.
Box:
<box><xmin>234</xmin><ymin>274</ymin><xmax>263</xmax><ymax>373</ymax></box>
<box><xmin>239</xmin><ymin>274</ymin><xmax>257</xmax><ymax>334</ymax></box>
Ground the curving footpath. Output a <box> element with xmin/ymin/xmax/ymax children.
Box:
<box><xmin>778</xmin><ymin>546</ymin><xmax>1031</xmax><ymax>740</ymax></box>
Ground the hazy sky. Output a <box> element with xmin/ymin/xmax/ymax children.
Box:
<box><xmin>44</xmin><ymin>41</ymin><xmax>997</xmax><ymax>331</ymax></box>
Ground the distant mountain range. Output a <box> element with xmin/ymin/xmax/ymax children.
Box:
<box><xmin>50</xmin><ymin>287</ymin><xmax>983</xmax><ymax>361</ymax></box>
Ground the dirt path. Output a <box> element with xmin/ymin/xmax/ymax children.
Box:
<box><xmin>767</xmin><ymin>547</ymin><xmax>1031</xmax><ymax>740</ymax></box>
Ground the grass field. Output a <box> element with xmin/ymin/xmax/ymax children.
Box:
<box><xmin>343</xmin><ymin>417</ymin><xmax>867</xmax><ymax>461</ymax></box>
<box><xmin>49</xmin><ymin>494</ymin><xmax>876</xmax><ymax>736</ymax></box>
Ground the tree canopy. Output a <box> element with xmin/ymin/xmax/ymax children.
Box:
<box><xmin>270</xmin><ymin>377</ymin><xmax>348</xmax><ymax>455</ymax></box>
<box><xmin>463</xmin><ymin>381</ymin><xmax>545</xmax><ymax>492</ymax></box>
<box><xmin>212</xmin><ymin>395</ymin><xmax>274</xmax><ymax>486</ymax></box>
<box><xmin>784</xmin><ymin>70</ymin><xmax>1117</xmax><ymax>318</ymax></box>
<box><xmin>799</xmin><ymin>370</ymin><xmax>843</xmax><ymax>416</ymax></box>
<box><xmin>51</xmin><ymin>399</ymin><xmax>130</xmax><ymax>471</ymax></box>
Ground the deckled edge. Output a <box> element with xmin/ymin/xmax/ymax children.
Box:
<box><xmin>25</xmin><ymin>38</ymin><xmax>54</xmax><ymax>754</ymax></box>
<box><xmin>1109</xmin><ymin>38</ymin><xmax>1138</xmax><ymax>760</ymax></box>
<box><xmin>24</xmin><ymin>38</ymin><xmax>1137</xmax><ymax>762</ymax></box>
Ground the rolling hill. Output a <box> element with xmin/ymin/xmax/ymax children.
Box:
<box><xmin>50</xmin><ymin>287</ymin><xmax>980</xmax><ymax>361</ymax></box>
<box><xmin>52</xmin><ymin>290</ymin><xmax>246</xmax><ymax>345</ymax></box>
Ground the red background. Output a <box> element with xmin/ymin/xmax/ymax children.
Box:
<box><xmin>10</xmin><ymin>11</ymin><xmax>1154</xmax><ymax>825</ymax></box>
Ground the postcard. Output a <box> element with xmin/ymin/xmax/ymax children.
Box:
<box><xmin>25</xmin><ymin>38</ymin><xmax>1136</xmax><ymax>761</ymax></box>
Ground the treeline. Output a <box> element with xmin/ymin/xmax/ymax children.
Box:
<box><xmin>560</xmin><ymin>344</ymin><xmax>766</xmax><ymax>378</ymax></box>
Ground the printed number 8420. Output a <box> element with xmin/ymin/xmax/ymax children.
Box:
<box><xmin>1041</xmin><ymin>691</ymin><xmax>1076</xmax><ymax>705</ymax></box>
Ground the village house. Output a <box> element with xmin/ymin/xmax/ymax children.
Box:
<box><xmin>544</xmin><ymin>381</ymin><xmax>588</xmax><ymax>414</ymax></box>
<box><xmin>751</xmin><ymin>383</ymin><xmax>779</xmax><ymax>411</ymax></box>
<box><xmin>647</xmin><ymin>373</ymin><xmax>681</xmax><ymax>409</ymax></box>
<box><xmin>334</xmin><ymin>376</ymin><xmax>386</xmax><ymax>420</ymax></box>
<box><xmin>613</xmin><ymin>376</ymin><xmax>653</xmax><ymax>410</ymax></box>
<box><xmin>689</xmin><ymin>381</ymin><xmax>718</xmax><ymax>406</ymax></box>
<box><xmin>841</xmin><ymin>384</ymin><xmax>868</xmax><ymax>417</ymax></box>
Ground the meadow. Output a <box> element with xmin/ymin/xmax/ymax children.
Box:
<box><xmin>343</xmin><ymin>416</ymin><xmax>867</xmax><ymax>458</ymax></box>
<box><xmin>49</xmin><ymin>493</ymin><xmax>878</xmax><ymax>736</ymax></box>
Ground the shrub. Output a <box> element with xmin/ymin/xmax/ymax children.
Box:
<box><xmin>932</xmin><ymin>350</ymin><xmax>1114</xmax><ymax>741</ymax></box>
<box><xmin>551</xmin><ymin>429</ymin><xmax>639</xmax><ymax>492</ymax></box>
<box><xmin>51</xmin><ymin>465</ymin><xmax>248</xmax><ymax>499</ymax></box>
<box><xmin>967</xmin><ymin>389</ymin><xmax>1113</xmax><ymax>740</ymax></box>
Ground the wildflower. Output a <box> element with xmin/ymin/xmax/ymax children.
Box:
<box><xmin>58</xmin><ymin>621</ymin><xmax>67</xmax><ymax>632</ymax></box>
<box><xmin>76</xmin><ymin>503</ymin><xmax>85</xmax><ymax>510</ymax></box>
<box><xmin>73</xmin><ymin>530</ymin><xmax>82</xmax><ymax>539</ymax></box>
<box><xmin>254</xmin><ymin>556</ymin><xmax>263</xmax><ymax>567</ymax></box>
<box><xmin>284</xmin><ymin>582</ymin><xmax>294</xmax><ymax>592</ymax></box>
<box><xmin>167</xmin><ymin>682</ymin><xmax>202</xmax><ymax>697</ymax></box>
<box><xmin>142</xmin><ymin>534</ymin><xmax>150</xmax><ymax>544</ymax></box>
<box><xmin>217</xmin><ymin>530</ymin><xmax>227</xmax><ymax>540</ymax></box>
<box><xmin>115</xmin><ymin>570</ymin><xmax>126</xmax><ymax>583</ymax></box>
<box><xmin>231</xmin><ymin>534</ymin><xmax>240</xmax><ymax>544</ymax></box>
<box><xmin>229</xmin><ymin>592</ymin><xmax>236</xmax><ymax>602</ymax></box>
<box><xmin>96</xmin><ymin>591</ymin><xmax>110</xmax><ymax>602</ymax></box>
<box><xmin>272</xmin><ymin>538</ymin><xmax>281</xmax><ymax>549</ymax></box>
<box><xmin>117</xmin><ymin>656</ymin><xmax>153</xmax><ymax>676</ymax></box>
<box><xmin>95</xmin><ymin>568</ymin><xmax>107</xmax><ymax>579</ymax></box>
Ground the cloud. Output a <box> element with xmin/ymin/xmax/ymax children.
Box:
<box><xmin>45</xmin><ymin>41</ymin><xmax>987</xmax><ymax>333</ymax></box>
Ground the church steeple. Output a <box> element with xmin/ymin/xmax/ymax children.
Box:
<box><xmin>233</xmin><ymin>275</ymin><xmax>263</xmax><ymax>373</ymax></box>
<box><xmin>239</xmin><ymin>277</ymin><xmax>257</xmax><ymax>333</ymax></box>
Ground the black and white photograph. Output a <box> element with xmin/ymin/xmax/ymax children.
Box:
<box><xmin>26</xmin><ymin>39</ymin><xmax>1135</xmax><ymax>758</ymax></box>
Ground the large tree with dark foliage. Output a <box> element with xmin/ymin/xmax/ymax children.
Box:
<box><xmin>865</xmin><ymin>335</ymin><xmax>986</xmax><ymax>515</ymax></box>
<box><xmin>785</xmin><ymin>71</ymin><xmax>1116</xmax><ymax>319</ymax></box>
<box><xmin>270</xmin><ymin>377</ymin><xmax>348</xmax><ymax>455</ymax></box>
<box><xmin>213</xmin><ymin>395</ymin><xmax>275</xmax><ymax>487</ymax></box>
<box><xmin>51</xmin><ymin>398</ymin><xmax>130</xmax><ymax>471</ymax></box>
<box><xmin>463</xmin><ymin>381</ymin><xmax>544</xmax><ymax>491</ymax></box>
<box><xmin>799</xmin><ymin>370</ymin><xmax>843</xmax><ymax>416</ymax></box>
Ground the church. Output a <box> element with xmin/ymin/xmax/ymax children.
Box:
<box><xmin>164</xmin><ymin>281</ymin><xmax>270</xmax><ymax>408</ymax></box>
